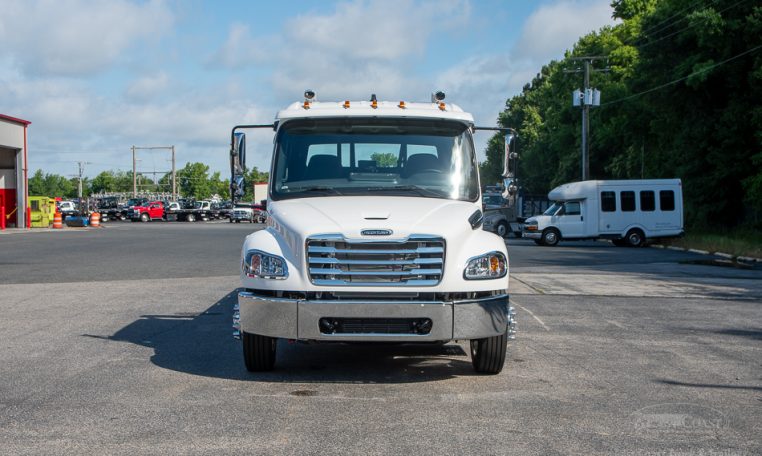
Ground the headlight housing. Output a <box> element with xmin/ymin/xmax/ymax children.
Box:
<box><xmin>464</xmin><ymin>251</ymin><xmax>507</xmax><ymax>280</ymax></box>
<box><xmin>242</xmin><ymin>250</ymin><xmax>288</xmax><ymax>279</ymax></box>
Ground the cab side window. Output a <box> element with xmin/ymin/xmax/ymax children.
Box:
<box><xmin>563</xmin><ymin>201</ymin><xmax>581</xmax><ymax>215</ymax></box>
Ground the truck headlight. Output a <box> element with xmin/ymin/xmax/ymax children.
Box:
<box><xmin>464</xmin><ymin>252</ymin><xmax>507</xmax><ymax>280</ymax></box>
<box><xmin>242</xmin><ymin>250</ymin><xmax>288</xmax><ymax>279</ymax></box>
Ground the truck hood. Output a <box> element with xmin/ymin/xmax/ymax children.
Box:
<box><xmin>268</xmin><ymin>196</ymin><xmax>480</xmax><ymax>247</ymax></box>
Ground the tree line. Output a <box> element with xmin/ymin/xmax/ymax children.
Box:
<box><xmin>481</xmin><ymin>0</ymin><xmax>761</xmax><ymax>229</ymax></box>
<box><xmin>29</xmin><ymin>163</ymin><xmax>269</xmax><ymax>201</ymax></box>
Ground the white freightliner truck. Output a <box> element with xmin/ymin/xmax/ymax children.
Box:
<box><xmin>230</xmin><ymin>91</ymin><xmax>517</xmax><ymax>374</ymax></box>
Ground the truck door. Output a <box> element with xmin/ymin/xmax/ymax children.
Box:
<box><xmin>557</xmin><ymin>201</ymin><xmax>585</xmax><ymax>238</ymax></box>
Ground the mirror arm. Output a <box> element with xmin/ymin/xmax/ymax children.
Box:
<box><xmin>228</xmin><ymin>124</ymin><xmax>276</xmax><ymax>204</ymax></box>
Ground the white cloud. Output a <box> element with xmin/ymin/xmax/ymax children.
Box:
<box><xmin>0</xmin><ymin>0</ymin><xmax>173</xmax><ymax>76</ymax></box>
<box><xmin>125</xmin><ymin>72</ymin><xmax>170</xmax><ymax>100</ymax></box>
<box><xmin>210</xmin><ymin>0</ymin><xmax>469</xmax><ymax>101</ymax></box>
<box><xmin>437</xmin><ymin>0</ymin><xmax>616</xmax><ymax>159</ymax></box>
<box><xmin>514</xmin><ymin>0</ymin><xmax>616</xmax><ymax>63</ymax></box>
<box><xmin>205</xmin><ymin>23</ymin><xmax>269</xmax><ymax>70</ymax></box>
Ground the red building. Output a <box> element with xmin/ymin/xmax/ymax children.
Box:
<box><xmin>0</xmin><ymin>114</ymin><xmax>31</xmax><ymax>228</ymax></box>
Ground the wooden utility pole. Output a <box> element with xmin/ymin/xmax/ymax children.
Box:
<box><xmin>132</xmin><ymin>145</ymin><xmax>137</xmax><ymax>197</ymax></box>
<box><xmin>566</xmin><ymin>56</ymin><xmax>608</xmax><ymax>181</ymax></box>
<box><xmin>171</xmin><ymin>146</ymin><xmax>176</xmax><ymax>201</ymax></box>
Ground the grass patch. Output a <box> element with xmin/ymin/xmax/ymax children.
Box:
<box><xmin>660</xmin><ymin>229</ymin><xmax>762</xmax><ymax>259</ymax></box>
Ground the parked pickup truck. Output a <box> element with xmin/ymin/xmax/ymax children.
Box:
<box><xmin>166</xmin><ymin>200</ymin><xmax>218</xmax><ymax>222</ymax></box>
<box><xmin>129</xmin><ymin>201</ymin><xmax>166</xmax><ymax>222</ymax></box>
<box><xmin>230</xmin><ymin>203</ymin><xmax>266</xmax><ymax>223</ymax></box>
<box><xmin>229</xmin><ymin>90</ymin><xmax>517</xmax><ymax>374</ymax></box>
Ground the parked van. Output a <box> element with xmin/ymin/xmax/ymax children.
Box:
<box><xmin>523</xmin><ymin>179</ymin><xmax>683</xmax><ymax>247</ymax></box>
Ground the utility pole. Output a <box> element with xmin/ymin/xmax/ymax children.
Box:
<box><xmin>132</xmin><ymin>145</ymin><xmax>137</xmax><ymax>197</ymax></box>
<box><xmin>132</xmin><ymin>145</ymin><xmax>176</xmax><ymax>198</ymax></box>
<box><xmin>566</xmin><ymin>56</ymin><xmax>608</xmax><ymax>181</ymax></box>
<box><xmin>171</xmin><ymin>145</ymin><xmax>176</xmax><ymax>201</ymax></box>
<box><xmin>76</xmin><ymin>161</ymin><xmax>91</xmax><ymax>199</ymax></box>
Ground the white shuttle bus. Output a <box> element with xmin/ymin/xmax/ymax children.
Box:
<box><xmin>522</xmin><ymin>179</ymin><xmax>683</xmax><ymax>247</ymax></box>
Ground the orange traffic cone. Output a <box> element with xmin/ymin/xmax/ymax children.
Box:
<box><xmin>52</xmin><ymin>212</ymin><xmax>63</xmax><ymax>229</ymax></box>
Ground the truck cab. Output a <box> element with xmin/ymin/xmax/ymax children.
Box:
<box><xmin>232</xmin><ymin>92</ymin><xmax>517</xmax><ymax>374</ymax></box>
<box><xmin>130</xmin><ymin>201</ymin><xmax>165</xmax><ymax>222</ymax></box>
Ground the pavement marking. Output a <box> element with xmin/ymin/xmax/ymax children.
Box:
<box><xmin>510</xmin><ymin>275</ymin><xmax>544</xmax><ymax>294</ymax></box>
<box><xmin>606</xmin><ymin>320</ymin><xmax>626</xmax><ymax>329</ymax></box>
<box><xmin>512</xmin><ymin>300</ymin><xmax>550</xmax><ymax>331</ymax></box>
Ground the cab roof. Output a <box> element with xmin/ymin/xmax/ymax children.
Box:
<box><xmin>276</xmin><ymin>100</ymin><xmax>475</xmax><ymax>125</ymax></box>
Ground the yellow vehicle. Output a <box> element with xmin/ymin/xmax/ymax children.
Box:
<box><xmin>28</xmin><ymin>196</ymin><xmax>52</xmax><ymax>228</ymax></box>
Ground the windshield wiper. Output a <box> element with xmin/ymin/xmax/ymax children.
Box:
<box><xmin>291</xmin><ymin>186</ymin><xmax>343</xmax><ymax>195</ymax></box>
<box><xmin>367</xmin><ymin>185</ymin><xmax>443</xmax><ymax>197</ymax></box>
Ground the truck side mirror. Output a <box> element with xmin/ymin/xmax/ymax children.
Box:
<box><xmin>231</xmin><ymin>132</ymin><xmax>246</xmax><ymax>200</ymax></box>
<box><xmin>501</xmin><ymin>133</ymin><xmax>515</xmax><ymax>179</ymax></box>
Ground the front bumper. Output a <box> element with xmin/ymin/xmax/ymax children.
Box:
<box><xmin>522</xmin><ymin>230</ymin><xmax>541</xmax><ymax>239</ymax></box>
<box><xmin>234</xmin><ymin>291</ymin><xmax>515</xmax><ymax>342</ymax></box>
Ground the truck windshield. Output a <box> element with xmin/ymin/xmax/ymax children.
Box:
<box><xmin>543</xmin><ymin>203</ymin><xmax>561</xmax><ymax>215</ymax></box>
<box><xmin>270</xmin><ymin>117</ymin><xmax>480</xmax><ymax>202</ymax></box>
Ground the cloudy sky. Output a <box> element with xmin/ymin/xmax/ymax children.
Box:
<box><xmin>0</xmin><ymin>0</ymin><xmax>616</xmax><ymax>179</ymax></box>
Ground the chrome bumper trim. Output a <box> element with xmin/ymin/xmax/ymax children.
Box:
<box><xmin>236</xmin><ymin>292</ymin><xmax>512</xmax><ymax>342</ymax></box>
<box><xmin>522</xmin><ymin>231</ymin><xmax>542</xmax><ymax>239</ymax></box>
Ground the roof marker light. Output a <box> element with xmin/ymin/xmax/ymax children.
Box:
<box><xmin>398</xmin><ymin>101</ymin><xmax>406</xmax><ymax>109</ymax></box>
<box><xmin>371</xmin><ymin>99</ymin><xmax>378</xmax><ymax>109</ymax></box>
<box><xmin>303</xmin><ymin>100</ymin><xmax>311</xmax><ymax>109</ymax></box>
<box><xmin>343</xmin><ymin>100</ymin><xmax>350</xmax><ymax>109</ymax></box>
<box><xmin>438</xmin><ymin>102</ymin><xmax>446</xmax><ymax>111</ymax></box>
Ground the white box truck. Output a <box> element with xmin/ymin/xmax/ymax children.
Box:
<box><xmin>229</xmin><ymin>91</ymin><xmax>517</xmax><ymax>374</ymax></box>
<box><xmin>522</xmin><ymin>179</ymin><xmax>683</xmax><ymax>247</ymax></box>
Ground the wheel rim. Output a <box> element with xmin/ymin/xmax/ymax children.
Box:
<box><xmin>629</xmin><ymin>233</ymin><xmax>641</xmax><ymax>245</ymax></box>
<box><xmin>497</xmin><ymin>224</ymin><xmax>507</xmax><ymax>237</ymax></box>
<box><xmin>545</xmin><ymin>231</ymin><xmax>557</xmax><ymax>244</ymax></box>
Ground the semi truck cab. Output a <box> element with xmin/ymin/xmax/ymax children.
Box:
<box><xmin>232</xmin><ymin>92</ymin><xmax>517</xmax><ymax>374</ymax></box>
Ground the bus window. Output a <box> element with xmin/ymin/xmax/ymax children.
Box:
<box><xmin>660</xmin><ymin>190</ymin><xmax>675</xmax><ymax>211</ymax></box>
<box><xmin>640</xmin><ymin>191</ymin><xmax>655</xmax><ymax>211</ymax></box>
<box><xmin>620</xmin><ymin>191</ymin><xmax>635</xmax><ymax>212</ymax></box>
<box><xmin>601</xmin><ymin>191</ymin><xmax>616</xmax><ymax>212</ymax></box>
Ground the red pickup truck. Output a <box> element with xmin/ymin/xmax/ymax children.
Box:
<box><xmin>129</xmin><ymin>201</ymin><xmax>166</xmax><ymax>222</ymax></box>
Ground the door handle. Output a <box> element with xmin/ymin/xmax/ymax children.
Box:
<box><xmin>580</xmin><ymin>216</ymin><xmax>583</xmax><ymax>221</ymax></box>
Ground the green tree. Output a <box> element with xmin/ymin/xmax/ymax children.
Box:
<box><xmin>177</xmin><ymin>162</ymin><xmax>213</xmax><ymax>200</ymax></box>
<box><xmin>370</xmin><ymin>152</ymin><xmax>397</xmax><ymax>168</ymax></box>
<box><xmin>28</xmin><ymin>170</ymin><xmax>76</xmax><ymax>197</ymax></box>
<box><xmin>482</xmin><ymin>0</ymin><xmax>762</xmax><ymax>228</ymax></box>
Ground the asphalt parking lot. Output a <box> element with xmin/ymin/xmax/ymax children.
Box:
<box><xmin>1</xmin><ymin>223</ymin><xmax>760</xmax><ymax>455</ymax></box>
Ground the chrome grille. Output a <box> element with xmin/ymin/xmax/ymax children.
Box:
<box><xmin>307</xmin><ymin>235</ymin><xmax>444</xmax><ymax>286</ymax></box>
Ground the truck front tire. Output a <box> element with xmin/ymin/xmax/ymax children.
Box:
<box><xmin>242</xmin><ymin>331</ymin><xmax>277</xmax><ymax>372</ymax></box>
<box><xmin>186</xmin><ymin>213</ymin><xmax>196</xmax><ymax>222</ymax></box>
<box><xmin>541</xmin><ymin>228</ymin><xmax>560</xmax><ymax>246</ymax></box>
<box><xmin>470</xmin><ymin>332</ymin><xmax>508</xmax><ymax>374</ymax></box>
<box><xmin>496</xmin><ymin>221</ymin><xmax>509</xmax><ymax>238</ymax></box>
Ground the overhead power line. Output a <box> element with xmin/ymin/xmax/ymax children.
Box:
<box><xmin>601</xmin><ymin>43</ymin><xmax>762</xmax><ymax>106</ymax></box>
